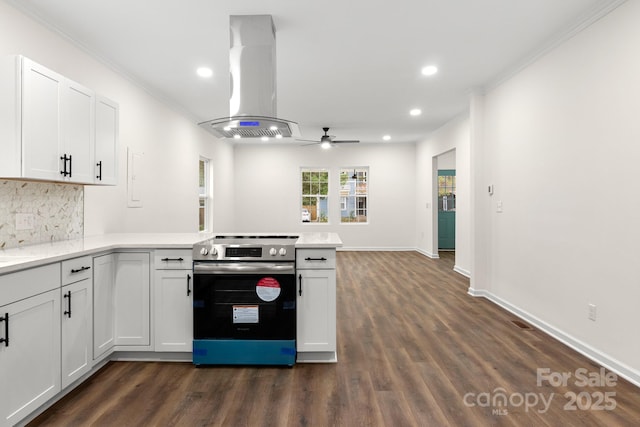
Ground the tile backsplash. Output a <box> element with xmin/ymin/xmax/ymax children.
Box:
<box><xmin>0</xmin><ymin>180</ymin><xmax>84</xmax><ymax>249</ymax></box>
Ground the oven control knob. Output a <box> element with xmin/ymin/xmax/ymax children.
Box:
<box><xmin>279</xmin><ymin>248</ymin><xmax>287</xmax><ymax>256</ymax></box>
<box><xmin>200</xmin><ymin>247</ymin><xmax>209</xmax><ymax>256</ymax></box>
<box><xmin>211</xmin><ymin>247</ymin><xmax>218</xmax><ymax>256</ymax></box>
<box><xmin>269</xmin><ymin>247</ymin><xmax>277</xmax><ymax>256</ymax></box>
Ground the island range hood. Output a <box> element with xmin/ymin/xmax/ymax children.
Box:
<box><xmin>198</xmin><ymin>15</ymin><xmax>300</xmax><ymax>139</ymax></box>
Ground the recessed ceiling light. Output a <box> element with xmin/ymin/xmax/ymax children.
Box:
<box><xmin>410</xmin><ymin>108</ymin><xmax>422</xmax><ymax>116</ymax></box>
<box><xmin>261</xmin><ymin>136</ymin><xmax>269</xmax><ymax>142</ymax></box>
<box><xmin>382</xmin><ymin>135</ymin><xmax>391</xmax><ymax>141</ymax></box>
<box><xmin>196</xmin><ymin>67</ymin><xmax>213</xmax><ymax>78</ymax></box>
<box><xmin>421</xmin><ymin>65</ymin><xmax>438</xmax><ymax>76</ymax></box>
<box><xmin>269</xmin><ymin>126</ymin><xmax>278</xmax><ymax>131</ymax></box>
<box><xmin>233</xmin><ymin>134</ymin><xmax>241</xmax><ymax>139</ymax></box>
<box><xmin>275</xmin><ymin>134</ymin><xmax>283</xmax><ymax>139</ymax></box>
<box><xmin>223</xmin><ymin>126</ymin><xmax>231</xmax><ymax>131</ymax></box>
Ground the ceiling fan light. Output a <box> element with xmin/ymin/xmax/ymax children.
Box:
<box><xmin>321</xmin><ymin>141</ymin><xmax>331</xmax><ymax>149</ymax></box>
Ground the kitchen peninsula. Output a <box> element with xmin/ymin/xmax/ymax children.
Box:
<box><xmin>0</xmin><ymin>232</ymin><xmax>341</xmax><ymax>427</ymax></box>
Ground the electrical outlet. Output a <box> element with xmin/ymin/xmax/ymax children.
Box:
<box><xmin>15</xmin><ymin>213</ymin><xmax>35</xmax><ymax>231</ymax></box>
<box><xmin>588</xmin><ymin>304</ymin><xmax>597</xmax><ymax>321</ymax></box>
<box><xmin>496</xmin><ymin>201</ymin><xmax>503</xmax><ymax>213</ymax></box>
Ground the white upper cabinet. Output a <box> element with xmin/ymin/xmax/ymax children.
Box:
<box><xmin>94</xmin><ymin>96</ymin><xmax>119</xmax><ymax>185</ymax></box>
<box><xmin>0</xmin><ymin>55</ymin><xmax>118</xmax><ymax>185</ymax></box>
<box><xmin>63</xmin><ymin>80</ymin><xmax>95</xmax><ymax>184</ymax></box>
<box><xmin>21</xmin><ymin>58</ymin><xmax>64</xmax><ymax>181</ymax></box>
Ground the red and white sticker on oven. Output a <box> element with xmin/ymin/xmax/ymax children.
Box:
<box><xmin>256</xmin><ymin>277</ymin><xmax>281</xmax><ymax>302</ymax></box>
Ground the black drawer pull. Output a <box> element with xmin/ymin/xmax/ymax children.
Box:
<box><xmin>96</xmin><ymin>160</ymin><xmax>103</xmax><ymax>180</ymax></box>
<box><xmin>298</xmin><ymin>274</ymin><xmax>303</xmax><ymax>296</ymax></box>
<box><xmin>71</xmin><ymin>266</ymin><xmax>91</xmax><ymax>273</ymax></box>
<box><xmin>0</xmin><ymin>313</ymin><xmax>8</xmax><ymax>347</ymax></box>
<box><xmin>187</xmin><ymin>274</ymin><xmax>192</xmax><ymax>296</ymax></box>
<box><xmin>304</xmin><ymin>257</ymin><xmax>327</xmax><ymax>261</ymax></box>
<box><xmin>161</xmin><ymin>257</ymin><xmax>184</xmax><ymax>262</ymax></box>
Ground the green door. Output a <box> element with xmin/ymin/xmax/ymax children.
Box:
<box><xmin>438</xmin><ymin>170</ymin><xmax>456</xmax><ymax>250</ymax></box>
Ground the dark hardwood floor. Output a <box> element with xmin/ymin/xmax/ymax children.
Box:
<box><xmin>29</xmin><ymin>251</ymin><xmax>640</xmax><ymax>426</ymax></box>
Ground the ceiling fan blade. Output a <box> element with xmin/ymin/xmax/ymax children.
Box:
<box><xmin>295</xmin><ymin>138</ymin><xmax>320</xmax><ymax>143</ymax></box>
<box><xmin>301</xmin><ymin>142</ymin><xmax>320</xmax><ymax>146</ymax></box>
<box><xmin>332</xmin><ymin>140</ymin><xmax>360</xmax><ymax>144</ymax></box>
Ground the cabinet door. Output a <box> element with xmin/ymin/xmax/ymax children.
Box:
<box><xmin>0</xmin><ymin>289</ymin><xmax>61</xmax><ymax>427</ymax></box>
<box><xmin>296</xmin><ymin>269</ymin><xmax>336</xmax><ymax>353</ymax></box>
<box><xmin>61</xmin><ymin>279</ymin><xmax>92</xmax><ymax>389</ymax></box>
<box><xmin>63</xmin><ymin>80</ymin><xmax>95</xmax><ymax>184</ymax></box>
<box><xmin>21</xmin><ymin>57</ymin><xmax>64</xmax><ymax>180</ymax></box>
<box><xmin>94</xmin><ymin>96</ymin><xmax>119</xmax><ymax>185</ymax></box>
<box><xmin>93</xmin><ymin>254</ymin><xmax>115</xmax><ymax>360</ymax></box>
<box><xmin>154</xmin><ymin>270</ymin><xmax>193</xmax><ymax>352</ymax></box>
<box><xmin>114</xmin><ymin>253</ymin><xmax>150</xmax><ymax>346</ymax></box>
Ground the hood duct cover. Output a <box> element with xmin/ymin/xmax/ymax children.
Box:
<box><xmin>199</xmin><ymin>15</ymin><xmax>300</xmax><ymax>139</ymax></box>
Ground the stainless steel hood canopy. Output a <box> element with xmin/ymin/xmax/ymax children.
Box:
<box><xmin>199</xmin><ymin>15</ymin><xmax>300</xmax><ymax>139</ymax></box>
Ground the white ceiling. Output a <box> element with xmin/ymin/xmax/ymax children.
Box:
<box><xmin>5</xmin><ymin>0</ymin><xmax>622</xmax><ymax>144</ymax></box>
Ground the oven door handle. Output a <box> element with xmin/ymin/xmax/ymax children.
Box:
<box><xmin>193</xmin><ymin>263</ymin><xmax>295</xmax><ymax>275</ymax></box>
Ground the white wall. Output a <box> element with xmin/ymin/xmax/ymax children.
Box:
<box><xmin>476</xmin><ymin>1</ymin><xmax>640</xmax><ymax>382</ymax></box>
<box><xmin>415</xmin><ymin>115</ymin><xmax>471</xmax><ymax>275</ymax></box>
<box><xmin>232</xmin><ymin>143</ymin><xmax>417</xmax><ymax>249</ymax></box>
<box><xmin>0</xmin><ymin>1</ymin><xmax>236</xmax><ymax>235</ymax></box>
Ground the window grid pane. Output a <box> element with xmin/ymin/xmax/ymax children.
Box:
<box><xmin>340</xmin><ymin>167</ymin><xmax>368</xmax><ymax>223</ymax></box>
<box><xmin>301</xmin><ymin>168</ymin><xmax>329</xmax><ymax>223</ymax></box>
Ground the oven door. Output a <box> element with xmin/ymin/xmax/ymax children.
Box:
<box><xmin>193</xmin><ymin>262</ymin><xmax>296</xmax><ymax>340</ymax></box>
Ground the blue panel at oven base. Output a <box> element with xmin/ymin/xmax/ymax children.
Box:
<box><xmin>192</xmin><ymin>339</ymin><xmax>296</xmax><ymax>366</ymax></box>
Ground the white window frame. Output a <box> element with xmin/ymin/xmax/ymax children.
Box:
<box><xmin>340</xmin><ymin>167</ymin><xmax>369</xmax><ymax>224</ymax></box>
<box><xmin>301</xmin><ymin>167</ymin><xmax>330</xmax><ymax>224</ymax></box>
<box><xmin>199</xmin><ymin>157</ymin><xmax>212</xmax><ymax>232</ymax></box>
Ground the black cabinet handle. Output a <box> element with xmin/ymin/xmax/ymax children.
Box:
<box><xmin>0</xmin><ymin>313</ymin><xmax>8</xmax><ymax>347</ymax></box>
<box><xmin>68</xmin><ymin>154</ymin><xmax>72</xmax><ymax>178</ymax></box>
<box><xmin>298</xmin><ymin>274</ymin><xmax>302</xmax><ymax>296</ymax></box>
<box><xmin>60</xmin><ymin>154</ymin><xmax>69</xmax><ymax>177</ymax></box>
<box><xmin>304</xmin><ymin>257</ymin><xmax>327</xmax><ymax>261</ymax></box>
<box><xmin>161</xmin><ymin>257</ymin><xmax>184</xmax><ymax>262</ymax></box>
<box><xmin>71</xmin><ymin>266</ymin><xmax>91</xmax><ymax>274</ymax></box>
<box><xmin>63</xmin><ymin>291</ymin><xmax>72</xmax><ymax>318</ymax></box>
<box><xmin>187</xmin><ymin>274</ymin><xmax>192</xmax><ymax>296</ymax></box>
<box><xmin>96</xmin><ymin>161</ymin><xmax>103</xmax><ymax>180</ymax></box>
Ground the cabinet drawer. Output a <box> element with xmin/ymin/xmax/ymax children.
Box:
<box><xmin>154</xmin><ymin>249</ymin><xmax>193</xmax><ymax>270</ymax></box>
<box><xmin>0</xmin><ymin>263</ymin><xmax>61</xmax><ymax>307</ymax></box>
<box><xmin>296</xmin><ymin>249</ymin><xmax>336</xmax><ymax>269</ymax></box>
<box><xmin>61</xmin><ymin>256</ymin><xmax>93</xmax><ymax>285</ymax></box>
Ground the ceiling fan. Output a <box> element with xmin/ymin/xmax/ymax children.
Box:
<box><xmin>299</xmin><ymin>127</ymin><xmax>360</xmax><ymax>149</ymax></box>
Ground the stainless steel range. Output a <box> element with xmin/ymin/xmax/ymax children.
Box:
<box><xmin>192</xmin><ymin>235</ymin><xmax>298</xmax><ymax>366</ymax></box>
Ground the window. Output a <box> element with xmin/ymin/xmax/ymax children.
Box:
<box><xmin>340</xmin><ymin>167</ymin><xmax>368</xmax><ymax>223</ymax></box>
<box><xmin>301</xmin><ymin>168</ymin><xmax>329</xmax><ymax>223</ymax></box>
<box><xmin>199</xmin><ymin>158</ymin><xmax>212</xmax><ymax>232</ymax></box>
<box><xmin>438</xmin><ymin>170</ymin><xmax>456</xmax><ymax>212</ymax></box>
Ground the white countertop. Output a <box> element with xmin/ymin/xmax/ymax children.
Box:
<box><xmin>0</xmin><ymin>232</ymin><xmax>342</xmax><ymax>274</ymax></box>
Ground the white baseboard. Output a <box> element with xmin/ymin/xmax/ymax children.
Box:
<box><xmin>453</xmin><ymin>265</ymin><xmax>470</xmax><ymax>278</ymax></box>
<box><xmin>338</xmin><ymin>246</ymin><xmax>416</xmax><ymax>252</ymax></box>
<box><xmin>468</xmin><ymin>287</ymin><xmax>640</xmax><ymax>388</ymax></box>
<box><xmin>415</xmin><ymin>247</ymin><xmax>439</xmax><ymax>259</ymax></box>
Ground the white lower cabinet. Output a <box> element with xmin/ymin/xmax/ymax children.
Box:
<box><xmin>61</xmin><ymin>260</ymin><xmax>93</xmax><ymax>389</ymax></box>
<box><xmin>93</xmin><ymin>253</ymin><xmax>115</xmax><ymax>360</ymax></box>
<box><xmin>154</xmin><ymin>270</ymin><xmax>193</xmax><ymax>352</ymax></box>
<box><xmin>0</xmin><ymin>289</ymin><xmax>61</xmax><ymax>427</ymax></box>
<box><xmin>113</xmin><ymin>253</ymin><xmax>151</xmax><ymax>347</ymax></box>
<box><xmin>93</xmin><ymin>252</ymin><xmax>151</xmax><ymax>356</ymax></box>
<box><xmin>296</xmin><ymin>249</ymin><xmax>337</xmax><ymax>362</ymax></box>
